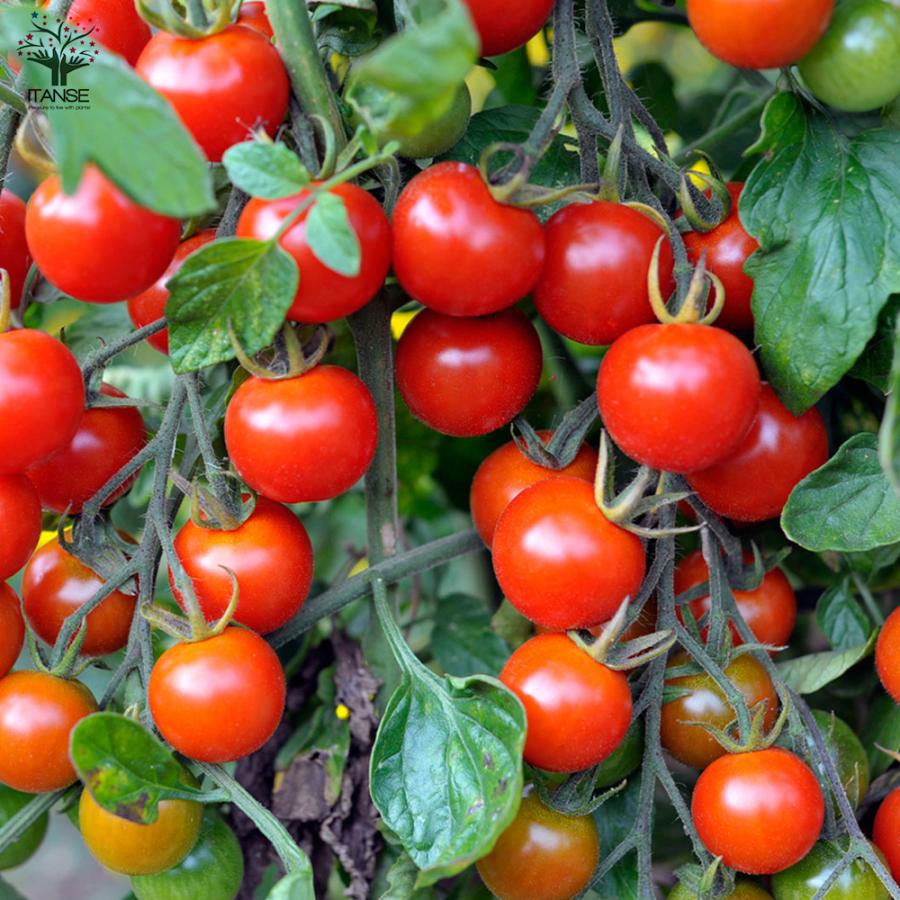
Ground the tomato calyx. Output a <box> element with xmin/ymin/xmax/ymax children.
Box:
<box><xmin>672</xmin><ymin>858</ymin><xmax>732</xmax><ymax>900</ymax></box>
<box><xmin>677</xmin><ymin>154</ymin><xmax>733</xmax><ymax>233</ymax></box>
<box><xmin>511</xmin><ymin>395</ymin><xmax>599</xmax><ymax>471</ymax></box>
<box><xmin>230</xmin><ymin>320</ymin><xmax>332</xmax><ymax>381</ymax></box>
<box><xmin>25</xmin><ymin>613</ymin><xmax>91</xmax><ymax>679</ymax></box>
<box><xmin>136</xmin><ymin>0</ymin><xmax>240</xmax><ymax>39</ymax></box>
<box><xmin>648</xmin><ymin>238</ymin><xmax>726</xmax><ymax>326</ymax></box>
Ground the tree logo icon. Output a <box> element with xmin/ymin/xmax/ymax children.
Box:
<box><xmin>17</xmin><ymin>10</ymin><xmax>100</xmax><ymax>87</ymax></box>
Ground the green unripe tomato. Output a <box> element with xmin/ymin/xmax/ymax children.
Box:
<box><xmin>669</xmin><ymin>879</ymin><xmax>772</xmax><ymax>899</ymax></box>
<box><xmin>0</xmin><ymin>785</ymin><xmax>48</xmax><ymax>870</ymax></box>
<box><xmin>592</xmin><ymin>719</ymin><xmax>643</xmax><ymax>788</ymax></box>
<box><xmin>808</xmin><ymin>710</ymin><xmax>869</xmax><ymax>809</ymax></box>
<box><xmin>798</xmin><ymin>0</ymin><xmax>900</xmax><ymax>112</ymax></box>
<box><xmin>772</xmin><ymin>839</ymin><xmax>889</xmax><ymax>899</ymax></box>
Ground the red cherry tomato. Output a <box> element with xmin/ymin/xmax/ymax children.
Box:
<box><xmin>236</xmin><ymin>183</ymin><xmax>391</xmax><ymax>323</ymax></box>
<box><xmin>688</xmin><ymin>384</ymin><xmax>828</xmax><ymax>521</ymax></box>
<box><xmin>25</xmin><ymin>165</ymin><xmax>181</xmax><ymax>304</ymax></box>
<box><xmin>127</xmin><ymin>230</ymin><xmax>216</xmax><ymax>355</ymax></box>
<box><xmin>675</xmin><ymin>550</ymin><xmax>797</xmax><ymax>649</ymax></box>
<box><xmin>63</xmin><ymin>0</ymin><xmax>152</xmax><ymax>65</ymax></box>
<box><xmin>0</xmin><ymin>671</ymin><xmax>97</xmax><ymax>793</ymax></box>
<box><xmin>469</xmin><ymin>430</ymin><xmax>598</xmax><ymax>547</ymax></box>
<box><xmin>501</xmin><ymin>633</ymin><xmax>632</xmax><ymax>772</ymax></box>
<box><xmin>0</xmin><ymin>329</ymin><xmax>85</xmax><ymax>474</ymax></box>
<box><xmin>392</xmin><ymin>162</ymin><xmax>545</xmax><ymax>317</ymax></box>
<box><xmin>136</xmin><ymin>27</ymin><xmax>289</xmax><ymax>163</ymax></box>
<box><xmin>493</xmin><ymin>478</ymin><xmax>645</xmax><ymax>631</ymax></box>
<box><xmin>172</xmin><ymin>496</ymin><xmax>313</xmax><ymax>634</ymax></box>
<box><xmin>22</xmin><ymin>535</ymin><xmax>137</xmax><ymax>657</ymax></box>
<box><xmin>0</xmin><ymin>191</ymin><xmax>31</xmax><ymax>311</ymax></box>
<box><xmin>873</xmin><ymin>788</ymin><xmax>900</xmax><ymax>883</ymax></box>
<box><xmin>597</xmin><ymin>323</ymin><xmax>761</xmax><ymax>473</ymax></box>
<box><xmin>686</xmin><ymin>0</ymin><xmax>834</xmax><ymax>69</ymax></box>
<box><xmin>224</xmin><ymin>365</ymin><xmax>377</xmax><ymax>503</ymax></box>
<box><xmin>535</xmin><ymin>201</ymin><xmax>675</xmax><ymax>346</ymax></box>
<box><xmin>876</xmin><ymin>607</ymin><xmax>900</xmax><ymax>704</ymax></box>
<box><xmin>0</xmin><ymin>584</ymin><xmax>24</xmax><ymax>679</ymax></box>
<box><xmin>395</xmin><ymin>309</ymin><xmax>543</xmax><ymax>437</ymax></box>
<box><xmin>461</xmin><ymin>0</ymin><xmax>556</xmax><ymax>57</ymax></box>
<box><xmin>692</xmin><ymin>747</ymin><xmax>825</xmax><ymax>874</ymax></box>
<box><xmin>0</xmin><ymin>475</ymin><xmax>41</xmax><ymax>580</ymax></box>
<box><xmin>27</xmin><ymin>385</ymin><xmax>147</xmax><ymax>515</ymax></box>
<box><xmin>237</xmin><ymin>1</ymin><xmax>274</xmax><ymax>39</ymax></box>
<box><xmin>683</xmin><ymin>183</ymin><xmax>759</xmax><ymax>333</ymax></box>
<box><xmin>149</xmin><ymin>626</ymin><xmax>286</xmax><ymax>762</ymax></box>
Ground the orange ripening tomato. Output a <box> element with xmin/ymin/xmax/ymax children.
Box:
<box><xmin>876</xmin><ymin>606</ymin><xmax>900</xmax><ymax>704</ymax></box>
<box><xmin>0</xmin><ymin>475</ymin><xmax>41</xmax><ymax>580</ymax></box>
<box><xmin>0</xmin><ymin>584</ymin><xmax>24</xmax><ymax>679</ymax></box>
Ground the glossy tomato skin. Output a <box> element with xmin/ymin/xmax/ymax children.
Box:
<box><xmin>396</xmin><ymin>309</ymin><xmax>543</xmax><ymax>437</ymax></box>
<box><xmin>493</xmin><ymin>478</ymin><xmax>646</xmax><ymax>631</ymax></box>
<box><xmin>873</xmin><ymin>788</ymin><xmax>900</xmax><ymax>883</ymax></box>
<box><xmin>25</xmin><ymin>165</ymin><xmax>181</xmax><ymax>304</ymax></box>
<box><xmin>0</xmin><ymin>191</ymin><xmax>31</xmax><ymax>310</ymax></box>
<box><xmin>476</xmin><ymin>791</ymin><xmax>600</xmax><ymax>900</ymax></box>
<box><xmin>686</xmin><ymin>0</ymin><xmax>834</xmax><ymax>69</ymax></box>
<box><xmin>149</xmin><ymin>626</ymin><xmax>286</xmax><ymax>762</ymax></box>
<box><xmin>172</xmin><ymin>496</ymin><xmax>314</xmax><ymax>634</ymax></box>
<box><xmin>79</xmin><ymin>788</ymin><xmax>202</xmax><ymax>876</ymax></box>
<box><xmin>661</xmin><ymin>651</ymin><xmax>778</xmax><ymax>769</ymax></box>
<box><xmin>692</xmin><ymin>748</ymin><xmax>825</xmax><ymax>875</ymax></box>
<box><xmin>688</xmin><ymin>384</ymin><xmax>828</xmax><ymax>521</ymax></box>
<box><xmin>27</xmin><ymin>385</ymin><xmax>147</xmax><ymax>514</ymax></box>
<box><xmin>597</xmin><ymin>323</ymin><xmax>761</xmax><ymax>473</ymax></box>
<box><xmin>136</xmin><ymin>26</ymin><xmax>289</xmax><ymax>162</ymax></box>
<box><xmin>224</xmin><ymin>365</ymin><xmax>377</xmax><ymax>503</ymax></box>
<box><xmin>236</xmin><ymin>183</ymin><xmax>390</xmax><ymax>323</ymax></box>
<box><xmin>771</xmin><ymin>838</ymin><xmax>890</xmax><ymax>899</ymax></box>
<box><xmin>535</xmin><ymin>201</ymin><xmax>675</xmax><ymax>346</ymax></box>
<box><xmin>500</xmin><ymin>633</ymin><xmax>632</xmax><ymax>772</ymax></box>
<box><xmin>0</xmin><ymin>784</ymin><xmax>48</xmax><ymax>870</ymax></box>
<box><xmin>876</xmin><ymin>606</ymin><xmax>900</xmax><ymax>703</ymax></box>
<box><xmin>0</xmin><ymin>585</ymin><xmax>24</xmax><ymax>680</ymax></box>
<box><xmin>0</xmin><ymin>671</ymin><xmax>97</xmax><ymax>792</ymax></box>
<box><xmin>64</xmin><ymin>0</ymin><xmax>152</xmax><ymax>65</ymax></box>
<box><xmin>22</xmin><ymin>536</ymin><xmax>137</xmax><ymax>656</ymax></box>
<box><xmin>675</xmin><ymin>550</ymin><xmax>797</xmax><ymax>648</ymax></box>
<box><xmin>237</xmin><ymin>1</ymin><xmax>274</xmax><ymax>39</ymax></box>
<box><xmin>0</xmin><ymin>329</ymin><xmax>84</xmax><ymax>474</ymax></box>
<box><xmin>127</xmin><ymin>230</ymin><xmax>216</xmax><ymax>355</ymax></box>
<box><xmin>0</xmin><ymin>475</ymin><xmax>41</xmax><ymax>580</ymax></box>
<box><xmin>392</xmin><ymin>162</ymin><xmax>545</xmax><ymax>316</ymax></box>
<box><xmin>469</xmin><ymin>430</ymin><xmax>597</xmax><ymax>546</ymax></box>
<box><xmin>462</xmin><ymin>0</ymin><xmax>555</xmax><ymax>56</ymax></box>
<box><xmin>670</xmin><ymin>880</ymin><xmax>772</xmax><ymax>900</ymax></box>
<box><xmin>683</xmin><ymin>183</ymin><xmax>759</xmax><ymax>333</ymax></box>
<box><xmin>807</xmin><ymin>711</ymin><xmax>869</xmax><ymax>809</ymax></box>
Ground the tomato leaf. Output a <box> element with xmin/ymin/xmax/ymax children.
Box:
<box><xmin>69</xmin><ymin>713</ymin><xmax>208</xmax><ymax>824</ymax></box>
<box><xmin>166</xmin><ymin>237</ymin><xmax>298</xmax><ymax>374</ymax></box>
<box><xmin>305</xmin><ymin>192</ymin><xmax>362</xmax><ymax>277</ymax></box>
<box><xmin>815</xmin><ymin>581</ymin><xmax>872</xmax><ymax>651</ymax></box>
<box><xmin>591</xmin><ymin>776</ymin><xmax>640</xmax><ymax>900</ymax></box>
<box><xmin>431</xmin><ymin>594</ymin><xmax>511</xmax><ymax>677</ymax></box>
<box><xmin>776</xmin><ymin>632</ymin><xmax>877</xmax><ymax>695</ymax></box>
<box><xmin>851</xmin><ymin>295</ymin><xmax>900</xmax><ymax>393</ymax></box>
<box><xmin>741</xmin><ymin>93</ymin><xmax>900</xmax><ymax>413</ymax></box>
<box><xmin>860</xmin><ymin>694</ymin><xmax>900</xmax><ymax>778</ymax></box>
<box><xmin>782</xmin><ymin>434</ymin><xmax>900</xmax><ymax>552</ymax></box>
<box><xmin>265</xmin><ymin>865</ymin><xmax>315</xmax><ymax>900</ymax></box>
<box><xmin>879</xmin><ymin>310</ymin><xmax>900</xmax><ymax>497</ymax></box>
<box><xmin>222</xmin><ymin>142</ymin><xmax>311</xmax><ymax>200</ymax></box>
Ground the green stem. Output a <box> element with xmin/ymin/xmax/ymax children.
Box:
<box><xmin>853</xmin><ymin>573</ymin><xmax>884</xmax><ymax>626</ymax></box>
<box><xmin>0</xmin><ymin>84</ymin><xmax>25</xmax><ymax>115</ymax></box>
<box><xmin>0</xmin><ymin>791</ymin><xmax>63</xmax><ymax>852</ymax></box>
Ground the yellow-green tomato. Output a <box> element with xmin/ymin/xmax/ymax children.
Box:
<box><xmin>772</xmin><ymin>839</ymin><xmax>890</xmax><ymax>899</ymax></box>
<box><xmin>393</xmin><ymin>84</ymin><xmax>471</xmax><ymax>158</ymax></box>
<box><xmin>669</xmin><ymin>880</ymin><xmax>773</xmax><ymax>899</ymax></box>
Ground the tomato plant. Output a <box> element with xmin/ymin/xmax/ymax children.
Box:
<box><xmin>461</xmin><ymin>0</ymin><xmax>555</xmax><ymax>56</ymax></box>
<box><xmin>0</xmin><ymin>190</ymin><xmax>30</xmax><ymax>311</ymax></box>
<box><xmin>771</xmin><ymin>838</ymin><xmax>890</xmax><ymax>899</ymax></box>
<box><xmin>874</xmin><ymin>789</ymin><xmax>900</xmax><ymax>883</ymax></box>
<box><xmin>63</xmin><ymin>0</ymin><xmax>152</xmax><ymax>65</ymax></box>
<box><xmin>0</xmin><ymin>475</ymin><xmax>41</xmax><ymax>580</ymax></box>
<box><xmin>876</xmin><ymin>606</ymin><xmax>900</xmax><ymax>703</ymax></box>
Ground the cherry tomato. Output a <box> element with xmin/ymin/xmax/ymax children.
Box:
<box><xmin>876</xmin><ymin>606</ymin><xmax>900</xmax><ymax>704</ymax></box>
<box><xmin>500</xmin><ymin>633</ymin><xmax>632</xmax><ymax>772</ymax></box>
<box><xmin>79</xmin><ymin>787</ymin><xmax>202</xmax><ymax>876</ymax></box>
<box><xmin>686</xmin><ymin>0</ymin><xmax>834</xmax><ymax>69</ymax></box>
<box><xmin>493</xmin><ymin>478</ymin><xmax>646</xmax><ymax>631</ymax></box>
<box><xmin>237</xmin><ymin>1</ymin><xmax>274</xmax><ymax>39</ymax></box>
<box><xmin>873</xmin><ymin>788</ymin><xmax>900</xmax><ymax>883</ymax></box>
<box><xmin>27</xmin><ymin>385</ymin><xmax>147</xmax><ymax>514</ymax></box>
<box><xmin>136</xmin><ymin>26</ymin><xmax>289</xmax><ymax>162</ymax></box>
<box><xmin>688</xmin><ymin>384</ymin><xmax>828</xmax><ymax>521</ymax></box>
<box><xmin>396</xmin><ymin>308</ymin><xmax>543</xmax><ymax>437</ymax></box>
<box><xmin>0</xmin><ymin>329</ymin><xmax>84</xmax><ymax>474</ymax></box>
<box><xmin>22</xmin><ymin>535</ymin><xmax>137</xmax><ymax>657</ymax></box>
<box><xmin>462</xmin><ymin>0</ymin><xmax>556</xmax><ymax>56</ymax></box>
<box><xmin>172</xmin><ymin>496</ymin><xmax>313</xmax><ymax>634</ymax></box>
<box><xmin>0</xmin><ymin>475</ymin><xmax>41</xmax><ymax>580</ymax></box>
<box><xmin>771</xmin><ymin>838</ymin><xmax>890</xmax><ymax>900</ymax></box>
<box><xmin>692</xmin><ymin>747</ymin><xmax>825</xmax><ymax>875</ymax></box>
<box><xmin>0</xmin><ymin>671</ymin><xmax>97</xmax><ymax>792</ymax></box>
<box><xmin>661</xmin><ymin>651</ymin><xmax>778</xmax><ymax>769</ymax></box>
<box><xmin>669</xmin><ymin>880</ymin><xmax>772</xmax><ymax>900</ymax></box>
<box><xmin>591</xmin><ymin>719</ymin><xmax>643</xmax><ymax>788</ymax></box>
<box><xmin>63</xmin><ymin>0</ymin><xmax>152</xmax><ymax>65</ymax></box>
<box><xmin>127</xmin><ymin>230</ymin><xmax>216</xmax><ymax>355</ymax></box>
<box><xmin>391</xmin><ymin>162</ymin><xmax>545</xmax><ymax>317</ymax></box>
<box><xmin>392</xmin><ymin>85</ymin><xmax>471</xmax><ymax>159</ymax></box>
<box><xmin>0</xmin><ymin>585</ymin><xmax>23</xmax><ymax>681</ymax></box>
<box><xmin>470</xmin><ymin>430</ymin><xmax>597</xmax><ymax>546</ymax></box>
<box><xmin>798</xmin><ymin>0</ymin><xmax>900</xmax><ymax>113</ymax></box>
<box><xmin>807</xmin><ymin>711</ymin><xmax>869</xmax><ymax>810</ymax></box>
<box><xmin>224</xmin><ymin>365</ymin><xmax>377</xmax><ymax>503</ymax></box>
<box><xmin>535</xmin><ymin>201</ymin><xmax>675</xmax><ymax>346</ymax></box>
<box><xmin>597</xmin><ymin>323</ymin><xmax>761</xmax><ymax>473</ymax></box>
<box><xmin>131</xmin><ymin>811</ymin><xmax>244</xmax><ymax>900</ymax></box>
<box><xmin>149</xmin><ymin>626</ymin><xmax>286</xmax><ymax>762</ymax></box>
<box><xmin>476</xmin><ymin>791</ymin><xmax>599</xmax><ymax>900</ymax></box>
<box><xmin>674</xmin><ymin>550</ymin><xmax>797</xmax><ymax>649</ymax></box>
<box><xmin>683</xmin><ymin>183</ymin><xmax>759</xmax><ymax>333</ymax></box>
<box><xmin>236</xmin><ymin>183</ymin><xmax>391</xmax><ymax>323</ymax></box>
<box><xmin>0</xmin><ymin>190</ymin><xmax>31</xmax><ymax>310</ymax></box>
<box><xmin>0</xmin><ymin>784</ymin><xmax>48</xmax><ymax>870</ymax></box>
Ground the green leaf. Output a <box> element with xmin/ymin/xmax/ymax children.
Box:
<box><xmin>314</xmin><ymin>5</ymin><xmax>379</xmax><ymax>57</ymax></box>
<box><xmin>266</xmin><ymin>866</ymin><xmax>315</xmax><ymax>900</ymax></box>
<box><xmin>305</xmin><ymin>192</ymin><xmax>361</xmax><ymax>277</ymax></box>
<box><xmin>592</xmin><ymin>776</ymin><xmax>640</xmax><ymax>900</ymax></box>
<box><xmin>741</xmin><ymin>93</ymin><xmax>900</xmax><ymax>413</ymax></box>
<box><xmin>431</xmin><ymin>594</ymin><xmax>511</xmax><ymax>677</ymax></box>
<box><xmin>782</xmin><ymin>434</ymin><xmax>900</xmax><ymax>552</ymax></box>
<box><xmin>69</xmin><ymin>713</ymin><xmax>207</xmax><ymax>824</ymax></box>
<box><xmin>880</xmin><ymin>309</ymin><xmax>900</xmax><ymax>497</ymax></box>
<box><xmin>860</xmin><ymin>694</ymin><xmax>900</xmax><ymax>778</ymax></box>
<box><xmin>379</xmin><ymin>852</ymin><xmax>425</xmax><ymax>900</ymax></box>
<box><xmin>776</xmin><ymin>632</ymin><xmax>876</xmax><ymax>694</ymax></box>
<box><xmin>815</xmin><ymin>582</ymin><xmax>872</xmax><ymax>650</ymax></box>
<box><xmin>851</xmin><ymin>295</ymin><xmax>900</xmax><ymax>392</ymax></box>
<box><xmin>222</xmin><ymin>142</ymin><xmax>311</xmax><ymax>200</ymax></box>
<box><xmin>166</xmin><ymin>237</ymin><xmax>298</xmax><ymax>374</ymax></box>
